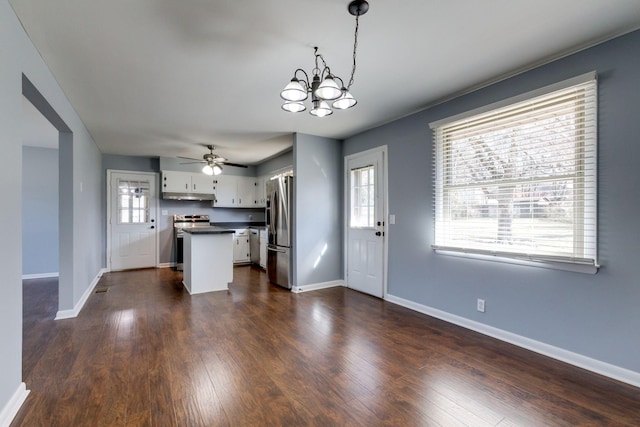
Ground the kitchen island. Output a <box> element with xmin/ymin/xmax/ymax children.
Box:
<box><xmin>182</xmin><ymin>226</ymin><xmax>235</xmax><ymax>294</ymax></box>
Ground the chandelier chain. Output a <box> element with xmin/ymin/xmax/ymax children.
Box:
<box><xmin>347</xmin><ymin>13</ymin><xmax>360</xmax><ymax>90</ymax></box>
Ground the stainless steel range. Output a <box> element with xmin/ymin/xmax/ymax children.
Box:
<box><xmin>173</xmin><ymin>214</ymin><xmax>211</xmax><ymax>271</ymax></box>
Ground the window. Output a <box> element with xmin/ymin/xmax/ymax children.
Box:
<box><xmin>350</xmin><ymin>165</ymin><xmax>375</xmax><ymax>228</ymax></box>
<box><xmin>430</xmin><ymin>72</ymin><xmax>597</xmax><ymax>270</ymax></box>
<box><xmin>117</xmin><ymin>179</ymin><xmax>150</xmax><ymax>224</ymax></box>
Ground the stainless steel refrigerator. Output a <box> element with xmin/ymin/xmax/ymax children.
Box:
<box><xmin>266</xmin><ymin>176</ymin><xmax>293</xmax><ymax>289</ymax></box>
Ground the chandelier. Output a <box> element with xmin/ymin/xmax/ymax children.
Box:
<box><xmin>280</xmin><ymin>0</ymin><xmax>369</xmax><ymax>117</ymax></box>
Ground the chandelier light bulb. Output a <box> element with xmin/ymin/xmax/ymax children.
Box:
<box><xmin>310</xmin><ymin>101</ymin><xmax>333</xmax><ymax>117</ymax></box>
<box><xmin>280</xmin><ymin>78</ymin><xmax>308</xmax><ymax>102</ymax></box>
<box><xmin>332</xmin><ymin>89</ymin><xmax>357</xmax><ymax>110</ymax></box>
<box><xmin>212</xmin><ymin>164</ymin><xmax>223</xmax><ymax>175</ymax></box>
<box><xmin>315</xmin><ymin>75</ymin><xmax>342</xmax><ymax>100</ymax></box>
<box><xmin>281</xmin><ymin>101</ymin><xmax>306</xmax><ymax>113</ymax></box>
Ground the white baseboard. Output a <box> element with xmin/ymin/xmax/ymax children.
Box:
<box><xmin>0</xmin><ymin>382</ymin><xmax>29</xmax><ymax>427</ymax></box>
<box><xmin>292</xmin><ymin>280</ymin><xmax>345</xmax><ymax>293</ymax></box>
<box><xmin>158</xmin><ymin>262</ymin><xmax>174</xmax><ymax>268</ymax></box>
<box><xmin>22</xmin><ymin>272</ymin><xmax>59</xmax><ymax>280</ymax></box>
<box><xmin>385</xmin><ymin>293</ymin><xmax>640</xmax><ymax>389</ymax></box>
<box><xmin>55</xmin><ymin>268</ymin><xmax>107</xmax><ymax>320</ymax></box>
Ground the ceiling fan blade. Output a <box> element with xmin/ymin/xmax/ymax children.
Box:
<box><xmin>177</xmin><ymin>156</ymin><xmax>203</xmax><ymax>161</ymax></box>
<box><xmin>179</xmin><ymin>161</ymin><xmax>206</xmax><ymax>165</ymax></box>
<box><xmin>220</xmin><ymin>161</ymin><xmax>248</xmax><ymax>168</ymax></box>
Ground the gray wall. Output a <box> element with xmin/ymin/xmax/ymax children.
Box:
<box><xmin>294</xmin><ymin>133</ymin><xmax>343</xmax><ymax>287</ymax></box>
<box><xmin>0</xmin><ymin>0</ymin><xmax>25</xmax><ymax>408</ymax></box>
<box><xmin>256</xmin><ymin>149</ymin><xmax>293</xmax><ymax>176</ymax></box>
<box><xmin>1</xmin><ymin>0</ymin><xmax>103</xmax><ymax>415</ymax></box>
<box><xmin>343</xmin><ymin>29</ymin><xmax>640</xmax><ymax>374</ymax></box>
<box><xmin>22</xmin><ymin>146</ymin><xmax>59</xmax><ymax>276</ymax></box>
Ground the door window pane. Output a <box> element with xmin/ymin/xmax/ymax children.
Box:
<box><xmin>117</xmin><ymin>179</ymin><xmax>150</xmax><ymax>224</ymax></box>
<box><xmin>351</xmin><ymin>166</ymin><xmax>375</xmax><ymax>228</ymax></box>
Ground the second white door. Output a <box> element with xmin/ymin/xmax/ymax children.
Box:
<box><xmin>346</xmin><ymin>148</ymin><xmax>386</xmax><ymax>298</ymax></box>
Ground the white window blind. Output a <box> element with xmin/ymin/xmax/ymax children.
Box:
<box><xmin>431</xmin><ymin>73</ymin><xmax>598</xmax><ymax>268</ymax></box>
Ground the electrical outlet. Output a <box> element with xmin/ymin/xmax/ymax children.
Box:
<box><xmin>477</xmin><ymin>298</ymin><xmax>486</xmax><ymax>313</ymax></box>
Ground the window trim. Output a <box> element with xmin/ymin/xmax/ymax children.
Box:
<box><xmin>430</xmin><ymin>72</ymin><xmax>599</xmax><ymax>274</ymax></box>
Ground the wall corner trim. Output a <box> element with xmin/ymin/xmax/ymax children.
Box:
<box><xmin>292</xmin><ymin>280</ymin><xmax>345</xmax><ymax>293</ymax></box>
<box><xmin>55</xmin><ymin>268</ymin><xmax>106</xmax><ymax>320</ymax></box>
<box><xmin>384</xmin><ymin>293</ymin><xmax>640</xmax><ymax>388</ymax></box>
<box><xmin>0</xmin><ymin>382</ymin><xmax>29</xmax><ymax>427</ymax></box>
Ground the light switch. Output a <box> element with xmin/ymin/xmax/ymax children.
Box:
<box><xmin>389</xmin><ymin>214</ymin><xmax>396</xmax><ymax>224</ymax></box>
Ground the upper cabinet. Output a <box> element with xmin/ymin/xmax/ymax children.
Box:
<box><xmin>161</xmin><ymin>171</ymin><xmax>215</xmax><ymax>200</ymax></box>
<box><xmin>190</xmin><ymin>174</ymin><xmax>216</xmax><ymax>194</ymax></box>
<box><xmin>162</xmin><ymin>170</ymin><xmax>191</xmax><ymax>193</ymax></box>
<box><xmin>212</xmin><ymin>175</ymin><xmax>237</xmax><ymax>207</ymax></box>
<box><xmin>213</xmin><ymin>176</ymin><xmax>259</xmax><ymax>208</ymax></box>
<box><xmin>162</xmin><ymin>170</ymin><xmax>269</xmax><ymax>207</ymax></box>
<box><xmin>255</xmin><ymin>176</ymin><xmax>267</xmax><ymax>207</ymax></box>
<box><xmin>237</xmin><ymin>177</ymin><xmax>257</xmax><ymax>207</ymax></box>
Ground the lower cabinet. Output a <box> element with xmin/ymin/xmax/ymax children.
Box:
<box><xmin>233</xmin><ymin>229</ymin><xmax>250</xmax><ymax>264</ymax></box>
<box><xmin>259</xmin><ymin>229</ymin><xmax>267</xmax><ymax>269</ymax></box>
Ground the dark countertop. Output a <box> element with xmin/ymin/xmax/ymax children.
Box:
<box><xmin>183</xmin><ymin>226</ymin><xmax>235</xmax><ymax>235</ymax></box>
<box><xmin>210</xmin><ymin>221</ymin><xmax>266</xmax><ymax>228</ymax></box>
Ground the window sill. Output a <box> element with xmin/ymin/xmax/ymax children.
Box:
<box><xmin>433</xmin><ymin>249</ymin><xmax>599</xmax><ymax>275</ymax></box>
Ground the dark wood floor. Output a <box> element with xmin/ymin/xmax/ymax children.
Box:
<box><xmin>15</xmin><ymin>267</ymin><xmax>640</xmax><ymax>426</ymax></box>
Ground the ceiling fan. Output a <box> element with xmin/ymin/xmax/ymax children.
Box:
<box><xmin>178</xmin><ymin>145</ymin><xmax>248</xmax><ymax>175</ymax></box>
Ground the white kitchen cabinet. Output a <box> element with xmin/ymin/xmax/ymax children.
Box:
<box><xmin>190</xmin><ymin>174</ymin><xmax>216</xmax><ymax>193</ymax></box>
<box><xmin>213</xmin><ymin>176</ymin><xmax>260</xmax><ymax>208</ymax></box>
<box><xmin>237</xmin><ymin>177</ymin><xmax>257</xmax><ymax>207</ymax></box>
<box><xmin>255</xmin><ymin>176</ymin><xmax>268</xmax><ymax>207</ymax></box>
<box><xmin>259</xmin><ymin>228</ymin><xmax>267</xmax><ymax>269</ymax></box>
<box><xmin>162</xmin><ymin>171</ymin><xmax>192</xmax><ymax>193</ymax></box>
<box><xmin>162</xmin><ymin>171</ymin><xmax>215</xmax><ymax>195</ymax></box>
<box><xmin>233</xmin><ymin>229</ymin><xmax>250</xmax><ymax>263</ymax></box>
<box><xmin>212</xmin><ymin>175</ymin><xmax>237</xmax><ymax>207</ymax></box>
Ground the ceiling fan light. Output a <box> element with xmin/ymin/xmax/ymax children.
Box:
<box><xmin>281</xmin><ymin>101</ymin><xmax>306</xmax><ymax>113</ymax></box>
<box><xmin>309</xmin><ymin>100</ymin><xmax>333</xmax><ymax>117</ymax></box>
<box><xmin>212</xmin><ymin>164</ymin><xmax>223</xmax><ymax>175</ymax></box>
<box><xmin>332</xmin><ymin>89</ymin><xmax>357</xmax><ymax>109</ymax></box>
<box><xmin>280</xmin><ymin>78</ymin><xmax>308</xmax><ymax>102</ymax></box>
<box><xmin>202</xmin><ymin>164</ymin><xmax>214</xmax><ymax>175</ymax></box>
<box><xmin>314</xmin><ymin>75</ymin><xmax>342</xmax><ymax>100</ymax></box>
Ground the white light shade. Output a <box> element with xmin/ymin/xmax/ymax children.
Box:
<box><xmin>212</xmin><ymin>164</ymin><xmax>223</xmax><ymax>175</ymax></box>
<box><xmin>332</xmin><ymin>90</ymin><xmax>357</xmax><ymax>109</ymax></box>
<box><xmin>280</xmin><ymin>78</ymin><xmax>307</xmax><ymax>102</ymax></box>
<box><xmin>314</xmin><ymin>76</ymin><xmax>342</xmax><ymax>100</ymax></box>
<box><xmin>202</xmin><ymin>164</ymin><xmax>214</xmax><ymax>175</ymax></box>
<box><xmin>310</xmin><ymin>101</ymin><xmax>333</xmax><ymax>117</ymax></box>
<box><xmin>281</xmin><ymin>101</ymin><xmax>306</xmax><ymax>113</ymax></box>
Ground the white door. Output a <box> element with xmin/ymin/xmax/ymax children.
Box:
<box><xmin>109</xmin><ymin>171</ymin><xmax>157</xmax><ymax>270</ymax></box>
<box><xmin>346</xmin><ymin>148</ymin><xmax>386</xmax><ymax>298</ymax></box>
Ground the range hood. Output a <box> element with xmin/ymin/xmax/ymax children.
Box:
<box><xmin>162</xmin><ymin>192</ymin><xmax>215</xmax><ymax>201</ymax></box>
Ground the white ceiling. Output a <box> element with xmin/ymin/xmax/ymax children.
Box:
<box><xmin>10</xmin><ymin>0</ymin><xmax>640</xmax><ymax>165</ymax></box>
